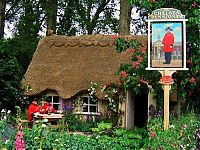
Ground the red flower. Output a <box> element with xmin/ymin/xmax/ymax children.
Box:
<box><xmin>120</xmin><ymin>79</ymin><xmax>123</xmax><ymax>84</ymax></box>
<box><xmin>192</xmin><ymin>1</ymin><xmax>197</xmax><ymax>7</ymax></box>
<box><xmin>139</xmin><ymin>47</ymin><xmax>146</xmax><ymax>54</ymax></box>
<box><xmin>111</xmin><ymin>35</ymin><xmax>119</xmax><ymax>39</ymax></box>
<box><xmin>189</xmin><ymin>77</ymin><xmax>196</xmax><ymax>83</ymax></box>
<box><xmin>186</xmin><ymin>59</ymin><xmax>191</xmax><ymax>64</ymax></box>
<box><xmin>150</xmin><ymin>131</ymin><xmax>155</xmax><ymax>139</ymax></box>
<box><xmin>136</xmin><ymin>55</ymin><xmax>143</xmax><ymax>62</ymax></box>
<box><xmin>120</xmin><ymin>71</ymin><xmax>128</xmax><ymax>78</ymax></box>
<box><xmin>132</xmin><ymin>61</ymin><xmax>140</xmax><ymax>68</ymax></box>
<box><xmin>106</xmin><ymin>83</ymin><xmax>110</xmax><ymax>88</ymax></box>
<box><xmin>130</xmin><ymin>49</ymin><xmax>136</xmax><ymax>53</ymax></box>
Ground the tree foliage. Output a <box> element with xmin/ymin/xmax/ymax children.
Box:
<box><xmin>0</xmin><ymin>39</ymin><xmax>23</xmax><ymax>110</ymax></box>
<box><xmin>116</xmin><ymin>0</ymin><xmax>200</xmax><ymax>112</ymax></box>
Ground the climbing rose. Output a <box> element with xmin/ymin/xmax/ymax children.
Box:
<box><xmin>136</xmin><ymin>55</ymin><xmax>143</xmax><ymax>62</ymax></box>
<box><xmin>120</xmin><ymin>71</ymin><xmax>128</xmax><ymax>78</ymax></box>
<box><xmin>150</xmin><ymin>131</ymin><xmax>155</xmax><ymax>139</ymax></box>
<box><xmin>139</xmin><ymin>47</ymin><xmax>146</xmax><ymax>54</ymax></box>
<box><xmin>132</xmin><ymin>61</ymin><xmax>140</xmax><ymax>68</ymax></box>
<box><xmin>189</xmin><ymin>77</ymin><xmax>195</xmax><ymax>83</ymax></box>
<box><xmin>130</xmin><ymin>49</ymin><xmax>136</xmax><ymax>53</ymax></box>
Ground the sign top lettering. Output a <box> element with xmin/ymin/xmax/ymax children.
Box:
<box><xmin>148</xmin><ymin>8</ymin><xmax>185</xmax><ymax>20</ymax></box>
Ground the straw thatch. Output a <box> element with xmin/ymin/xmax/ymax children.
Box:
<box><xmin>22</xmin><ymin>34</ymin><xmax>147</xmax><ymax>99</ymax></box>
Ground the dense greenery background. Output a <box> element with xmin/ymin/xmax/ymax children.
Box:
<box><xmin>0</xmin><ymin>0</ymin><xmax>199</xmax><ymax>114</ymax></box>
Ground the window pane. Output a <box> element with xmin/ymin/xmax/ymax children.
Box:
<box><xmin>53</xmin><ymin>104</ymin><xmax>59</xmax><ymax>110</ymax></box>
<box><xmin>53</xmin><ymin>96</ymin><xmax>59</xmax><ymax>103</ymax></box>
<box><xmin>90</xmin><ymin>106</ymin><xmax>97</xmax><ymax>112</ymax></box>
<box><xmin>90</xmin><ymin>99</ymin><xmax>97</xmax><ymax>104</ymax></box>
<box><xmin>83</xmin><ymin>97</ymin><xmax>88</xmax><ymax>104</ymax></box>
<box><xmin>83</xmin><ymin>105</ymin><xmax>88</xmax><ymax>112</ymax></box>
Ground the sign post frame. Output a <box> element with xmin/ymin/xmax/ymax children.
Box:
<box><xmin>146</xmin><ymin>8</ymin><xmax>188</xmax><ymax>130</ymax></box>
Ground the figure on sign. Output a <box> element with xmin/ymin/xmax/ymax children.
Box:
<box><xmin>41</xmin><ymin>97</ymin><xmax>57</xmax><ymax>114</ymax></box>
<box><xmin>162</xmin><ymin>27</ymin><xmax>174</xmax><ymax>65</ymax></box>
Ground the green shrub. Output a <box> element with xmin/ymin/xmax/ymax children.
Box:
<box><xmin>144</xmin><ymin>113</ymin><xmax>200</xmax><ymax>149</ymax></box>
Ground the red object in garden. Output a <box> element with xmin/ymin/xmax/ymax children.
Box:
<box><xmin>41</xmin><ymin>102</ymin><xmax>57</xmax><ymax>114</ymax></box>
<box><xmin>15</xmin><ymin>124</ymin><xmax>26</xmax><ymax>150</ymax></box>
<box><xmin>189</xmin><ymin>77</ymin><xmax>195</xmax><ymax>83</ymax></box>
<box><xmin>159</xmin><ymin>76</ymin><xmax>174</xmax><ymax>84</ymax></box>
<box><xmin>120</xmin><ymin>71</ymin><xmax>128</xmax><ymax>78</ymax></box>
<box><xmin>130</xmin><ymin>49</ymin><xmax>136</xmax><ymax>53</ymax></box>
<box><xmin>27</xmin><ymin>101</ymin><xmax>40</xmax><ymax>121</ymax></box>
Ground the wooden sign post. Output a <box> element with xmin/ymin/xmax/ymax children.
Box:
<box><xmin>146</xmin><ymin>8</ymin><xmax>188</xmax><ymax>130</ymax></box>
<box><xmin>159</xmin><ymin>70</ymin><xmax>175</xmax><ymax>130</ymax></box>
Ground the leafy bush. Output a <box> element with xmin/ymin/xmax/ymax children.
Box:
<box><xmin>144</xmin><ymin>113</ymin><xmax>200</xmax><ymax>149</ymax></box>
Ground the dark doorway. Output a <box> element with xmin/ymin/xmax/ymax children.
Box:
<box><xmin>134</xmin><ymin>93</ymin><xmax>148</xmax><ymax>127</ymax></box>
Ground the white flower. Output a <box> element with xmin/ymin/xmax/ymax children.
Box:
<box><xmin>5</xmin><ymin>140</ymin><xmax>9</xmax><ymax>144</ymax></box>
<box><xmin>7</xmin><ymin>110</ymin><xmax>11</xmax><ymax>114</ymax></box>
<box><xmin>55</xmin><ymin>139</ymin><xmax>59</xmax><ymax>142</ymax></box>
<box><xmin>3</xmin><ymin>116</ymin><xmax>7</xmax><ymax>120</ymax></box>
<box><xmin>169</xmin><ymin>125</ymin><xmax>175</xmax><ymax>128</ymax></box>
<box><xmin>104</xmin><ymin>94</ymin><xmax>108</xmax><ymax>98</ymax></box>
<box><xmin>41</xmin><ymin>124</ymin><xmax>46</xmax><ymax>128</ymax></box>
<box><xmin>35</xmin><ymin>120</ymin><xmax>39</xmax><ymax>124</ymax></box>
<box><xmin>112</xmin><ymin>89</ymin><xmax>117</xmax><ymax>93</ymax></box>
<box><xmin>34</xmin><ymin>137</ymin><xmax>39</xmax><ymax>140</ymax></box>
<box><xmin>1</xmin><ymin>109</ymin><xmax>6</xmax><ymax>113</ymax></box>
<box><xmin>43</xmin><ymin>119</ymin><xmax>48</xmax><ymax>122</ymax></box>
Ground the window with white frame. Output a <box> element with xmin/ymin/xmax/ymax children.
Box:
<box><xmin>46</xmin><ymin>96</ymin><xmax>62</xmax><ymax>110</ymax></box>
<box><xmin>78</xmin><ymin>95</ymin><xmax>98</xmax><ymax>114</ymax></box>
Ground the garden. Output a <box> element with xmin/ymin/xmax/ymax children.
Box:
<box><xmin>0</xmin><ymin>0</ymin><xmax>199</xmax><ymax>149</ymax></box>
<box><xmin>1</xmin><ymin>107</ymin><xmax>200</xmax><ymax>149</ymax></box>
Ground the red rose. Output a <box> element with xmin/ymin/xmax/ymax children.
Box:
<box><xmin>189</xmin><ymin>77</ymin><xmax>195</xmax><ymax>83</ymax></box>
<box><xmin>136</xmin><ymin>55</ymin><xmax>143</xmax><ymax>62</ymax></box>
<box><xmin>120</xmin><ymin>71</ymin><xmax>128</xmax><ymax>78</ymax></box>
<box><xmin>139</xmin><ymin>47</ymin><xmax>146</xmax><ymax>54</ymax></box>
<box><xmin>130</xmin><ymin>49</ymin><xmax>136</xmax><ymax>53</ymax></box>
<box><xmin>150</xmin><ymin>131</ymin><xmax>155</xmax><ymax>139</ymax></box>
<box><xmin>132</xmin><ymin>61</ymin><xmax>140</xmax><ymax>68</ymax></box>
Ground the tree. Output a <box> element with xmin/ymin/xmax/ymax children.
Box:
<box><xmin>0</xmin><ymin>0</ymin><xmax>21</xmax><ymax>38</ymax></box>
<box><xmin>65</xmin><ymin>0</ymin><xmax>119</xmax><ymax>35</ymax></box>
<box><xmin>44</xmin><ymin>0</ymin><xmax>57</xmax><ymax>35</ymax></box>
<box><xmin>119</xmin><ymin>0</ymin><xmax>132</xmax><ymax>35</ymax></box>
<box><xmin>0</xmin><ymin>39</ymin><xmax>23</xmax><ymax>111</ymax></box>
<box><xmin>117</xmin><ymin>0</ymin><xmax>200</xmax><ymax>114</ymax></box>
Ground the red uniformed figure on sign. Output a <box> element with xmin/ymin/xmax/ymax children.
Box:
<box><xmin>41</xmin><ymin>97</ymin><xmax>57</xmax><ymax>114</ymax></box>
<box><xmin>162</xmin><ymin>27</ymin><xmax>175</xmax><ymax>64</ymax></box>
<box><xmin>27</xmin><ymin>98</ymin><xmax>40</xmax><ymax>121</ymax></box>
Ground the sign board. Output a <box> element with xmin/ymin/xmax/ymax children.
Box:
<box><xmin>146</xmin><ymin>8</ymin><xmax>188</xmax><ymax>70</ymax></box>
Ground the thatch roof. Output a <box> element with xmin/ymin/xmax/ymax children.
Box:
<box><xmin>22</xmin><ymin>34</ymin><xmax>147</xmax><ymax>99</ymax></box>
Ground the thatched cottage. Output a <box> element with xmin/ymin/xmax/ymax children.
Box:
<box><xmin>23</xmin><ymin>34</ymin><xmax>155</xmax><ymax>129</ymax></box>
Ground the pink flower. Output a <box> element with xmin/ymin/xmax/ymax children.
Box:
<box><xmin>15</xmin><ymin>131</ymin><xmax>26</xmax><ymax>150</ymax></box>
<box><xmin>192</xmin><ymin>1</ymin><xmax>197</xmax><ymax>7</ymax></box>
<box><xmin>150</xmin><ymin>131</ymin><xmax>155</xmax><ymax>139</ymax></box>
<box><xmin>120</xmin><ymin>71</ymin><xmax>128</xmax><ymax>78</ymax></box>
<box><xmin>111</xmin><ymin>35</ymin><xmax>119</xmax><ymax>39</ymax></box>
<box><xmin>132</xmin><ymin>61</ymin><xmax>140</xmax><ymax>68</ymax></box>
<box><xmin>139</xmin><ymin>47</ymin><xmax>146</xmax><ymax>54</ymax></box>
<box><xmin>130</xmin><ymin>49</ymin><xmax>136</xmax><ymax>53</ymax></box>
<box><xmin>186</xmin><ymin>59</ymin><xmax>191</xmax><ymax>64</ymax></box>
<box><xmin>136</xmin><ymin>55</ymin><xmax>143</xmax><ymax>62</ymax></box>
<box><xmin>189</xmin><ymin>77</ymin><xmax>196</xmax><ymax>83</ymax></box>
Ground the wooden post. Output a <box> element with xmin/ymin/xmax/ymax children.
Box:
<box><xmin>159</xmin><ymin>70</ymin><xmax>175</xmax><ymax>130</ymax></box>
<box><xmin>163</xmin><ymin>84</ymin><xmax>170</xmax><ymax>130</ymax></box>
